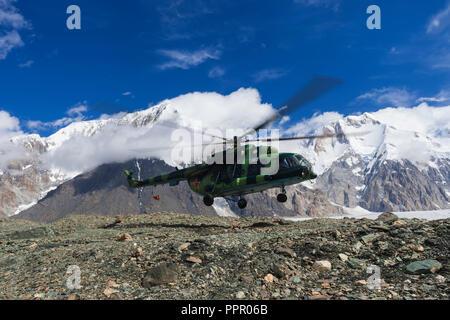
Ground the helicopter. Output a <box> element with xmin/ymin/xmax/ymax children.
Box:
<box><xmin>123</xmin><ymin>75</ymin><xmax>357</xmax><ymax>209</ymax></box>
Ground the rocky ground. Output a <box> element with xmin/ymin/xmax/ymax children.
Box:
<box><xmin>0</xmin><ymin>212</ymin><xmax>448</xmax><ymax>300</ymax></box>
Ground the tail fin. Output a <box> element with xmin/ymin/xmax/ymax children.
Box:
<box><xmin>124</xmin><ymin>170</ymin><xmax>138</xmax><ymax>188</ymax></box>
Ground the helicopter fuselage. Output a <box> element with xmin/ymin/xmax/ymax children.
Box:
<box><xmin>125</xmin><ymin>147</ymin><xmax>318</xmax><ymax>204</ymax></box>
<box><xmin>186</xmin><ymin>153</ymin><xmax>316</xmax><ymax>197</ymax></box>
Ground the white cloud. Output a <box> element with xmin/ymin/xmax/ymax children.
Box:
<box><xmin>370</xmin><ymin>103</ymin><xmax>450</xmax><ymax>139</ymax></box>
<box><xmin>122</xmin><ymin>91</ymin><xmax>132</xmax><ymax>96</ymax></box>
<box><xmin>0</xmin><ymin>0</ymin><xmax>30</xmax><ymax>60</ymax></box>
<box><xmin>157</xmin><ymin>48</ymin><xmax>221</xmax><ymax>70</ymax></box>
<box><xmin>0</xmin><ymin>110</ymin><xmax>27</xmax><ymax>170</ymax></box>
<box><xmin>0</xmin><ymin>0</ymin><xmax>29</xmax><ymax>28</ymax></box>
<box><xmin>40</xmin><ymin>88</ymin><xmax>276</xmax><ymax>174</ymax></box>
<box><xmin>294</xmin><ymin>0</ymin><xmax>341</xmax><ymax>10</ymax></box>
<box><xmin>26</xmin><ymin>102</ymin><xmax>88</xmax><ymax>131</ymax></box>
<box><xmin>417</xmin><ymin>90</ymin><xmax>450</xmax><ymax>103</ymax></box>
<box><xmin>252</xmin><ymin>68</ymin><xmax>288</xmax><ymax>82</ymax></box>
<box><xmin>426</xmin><ymin>2</ymin><xmax>450</xmax><ymax>34</ymax></box>
<box><xmin>18</xmin><ymin>59</ymin><xmax>33</xmax><ymax>68</ymax></box>
<box><xmin>285</xmin><ymin>111</ymin><xmax>343</xmax><ymax>135</ymax></box>
<box><xmin>356</xmin><ymin>87</ymin><xmax>417</xmax><ymax>108</ymax></box>
<box><xmin>67</xmin><ymin>105</ymin><xmax>87</xmax><ymax>117</ymax></box>
<box><xmin>0</xmin><ymin>30</ymin><xmax>23</xmax><ymax>59</ymax></box>
<box><xmin>208</xmin><ymin>66</ymin><xmax>225</xmax><ymax>78</ymax></box>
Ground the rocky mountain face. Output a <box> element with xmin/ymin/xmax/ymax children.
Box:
<box><xmin>2</xmin><ymin>101</ymin><xmax>450</xmax><ymax>220</ymax></box>
<box><xmin>14</xmin><ymin>159</ymin><xmax>218</xmax><ymax>223</ymax></box>
<box><xmin>0</xmin><ymin>136</ymin><xmax>67</xmax><ymax>217</ymax></box>
<box><xmin>0</xmin><ymin>106</ymin><xmax>167</xmax><ymax>218</ymax></box>
<box><xmin>295</xmin><ymin>112</ymin><xmax>450</xmax><ymax>212</ymax></box>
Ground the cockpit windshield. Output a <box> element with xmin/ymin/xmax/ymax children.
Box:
<box><xmin>295</xmin><ymin>155</ymin><xmax>312</xmax><ymax>168</ymax></box>
<box><xmin>279</xmin><ymin>156</ymin><xmax>300</xmax><ymax>169</ymax></box>
<box><xmin>279</xmin><ymin>155</ymin><xmax>312</xmax><ymax>169</ymax></box>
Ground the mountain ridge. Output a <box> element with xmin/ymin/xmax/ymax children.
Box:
<box><xmin>1</xmin><ymin>99</ymin><xmax>449</xmax><ymax>218</ymax></box>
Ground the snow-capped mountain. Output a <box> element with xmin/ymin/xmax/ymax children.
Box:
<box><xmin>1</xmin><ymin>91</ymin><xmax>449</xmax><ymax>217</ymax></box>
<box><xmin>284</xmin><ymin>105</ymin><xmax>450</xmax><ymax>212</ymax></box>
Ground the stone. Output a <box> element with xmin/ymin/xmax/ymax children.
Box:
<box><xmin>142</xmin><ymin>263</ymin><xmax>178</xmax><ymax>288</ymax></box>
<box><xmin>376</xmin><ymin>212</ymin><xmax>398</xmax><ymax>224</ymax></box>
<box><xmin>274</xmin><ymin>246</ymin><xmax>296</xmax><ymax>258</ymax></box>
<box><xmin>178</xmin><ymin>243</ymin><xmax>191</xmax><ymax>252</ymax></box>
<box><xmin>272</xmin><ymin>264</ymin><xmax>291</xmax><ymax>279</ymax></box>
<box><xmin>264</xmin><ymin>274</ymin><xmax>274</xmax><ymax>283</ymax></box>
<box><xmin>361</xmin><ymin>233</ymin><xmax>381</xmax><ymax>244</ymax></box>
<box><xmin>313</xmin><ymin>260</ymin><xmax>332</xmax><ymax>272</ymax></box>
<box><xmin>405</xmin><ymin>260</ymin><xmax>442</xmax><ymax>275</ymax></box>
<box><xmin>435</xmin><ymin>275</ymin><xmax>446</xmax><ymax>283</ymax></box>
<box><xmin>338</xmin><ymin>253</ymin><xmax>349</xmax><ymax>261</ymax></box>
<box><xmin>409</xmin><ymin>244</ymin><xmax>424</xmax><ymax>252</ymax></box>
<box><xmin>106</xmin><ymin>280</ymin><xmax>120</xmax><ymax>288</ymax></box>
<box><xmin>116</xmin><ymin>233</ymin><xmax>132</xmax><ymax>241</ymax></box>
<box><xmin>353</xmin><ymin>242</ymin><xmax>363</xmax><ymax>252</ymax></box>
<box><xmin>235</xmin><ymin>291</ymin><xmax>245</xmax><ymax>299</ymax></box>
<box><xmin>131</xmin><ymin>247</ymin><xmax>143</xmax><ymax>257</ymax></box>
<box><xmin>239</xmin><ymin>275</ymin><xmax>253</xmax><ymax>284</ymax></box>
<box><xmin>346</xmin><ymin>258</ymin><xmax>367</xmax><ymax>269</ymax></box>
<box><xmin>393</xmin><ymin>220</ymin><xmax>407</xmax><ymax>227</ymax></box>
<box><xmin>308</xmin><ymin>294</ymin><xmax>330</xmax><ymax>300</ymax></box>
<box><xmin>186</xmin><ymin>256</ymin><xmax>202</xmax><ymax>264</ymax></box>
<box><xmin>103</xmin><ymin>287</ymin><xmax>119</xmax><ymax>298</ymax></box>
<box><xmin>355</xmin><ymin>280</ymin><xmax>367</xmax><ymax>286</ymax></box>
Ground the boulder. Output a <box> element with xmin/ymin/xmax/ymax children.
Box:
<box><xmin>405</xmin><ymin>260</ymin><xmax>442</xmax><ymax>275</ymax></box>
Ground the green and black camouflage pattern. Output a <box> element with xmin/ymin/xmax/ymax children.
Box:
<box><xmin>125</xmin><ymin>145</ymin><xmax>317</xmax><ymax>198</ymax></box>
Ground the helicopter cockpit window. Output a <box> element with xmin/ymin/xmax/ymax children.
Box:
<box><xmin>295</xmin><ymin>155</ymin><xmax>311</xmax><ymax>168</ymax></box>
<box><xmin>280</xmin><ymin>156</ymin><xmax>300</xmax><ymax>169</ymax></box>
<box><xmin>280</xmin><ymin>158</ymin><xmax>290</xmax><ymax>169</ymax></box>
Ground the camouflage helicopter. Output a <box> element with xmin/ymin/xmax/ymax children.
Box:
<box><xmin>124</xmin><ymin>76</ymin><xmax>353</xmax><ymax>209</ymax></box>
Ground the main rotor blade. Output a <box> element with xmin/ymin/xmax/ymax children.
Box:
<box><xmin>244</xmin><ymin>131</ymin><xmax>368</xmax><ymax>143</ymax></box>
<box><xmin>240</xmin><ymin>75</ymin><xmax>343</xmax><ymax>138</ymax></box>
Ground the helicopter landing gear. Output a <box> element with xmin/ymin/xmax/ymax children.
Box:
<box><xmin>277</xmin><ymin>186</ymin><xmax>287</xmax><ymax>203</ymax></box>
<box><xmin>237</xmin><ymin>198</ymin><xmax>247</xmax><ymax>209</ymax></box>
<box><xmin>277</xmin><ymin>193</ymin><xmax>287</xmax><ymax>203</ymax></box>
<box><xmin>203</xmin><ymin>194</ymin><xmax>214</xmax><ymax>206</ymax></box>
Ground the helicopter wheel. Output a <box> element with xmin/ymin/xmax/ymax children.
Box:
<box><xmin>277</xmin><ymin>193</ymin><xmax>288</xmax><ymax>203</ymax></box>
<box><xmin>203</xmin><ymin>195</ymin><xmax>214</xmax><ymax>206</ymax></box>
<box><xmin>237</xmin><ymin>198</ymin><xmax>247</xmax><ymax>209</ymax></box>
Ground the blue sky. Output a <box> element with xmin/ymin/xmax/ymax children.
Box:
<box><xmin>1</xmin><ymin>0</ymin><xmax>449</xmax><ymax>136</ymax></box>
